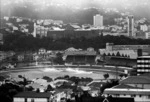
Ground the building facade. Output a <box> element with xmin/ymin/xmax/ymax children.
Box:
<box><xmin>64</xmin><ymin>50</ymin><xmax>97</xmax><ymax>65</ymax></box>
<box><xmin>137</xmin><ymin>56</ymin><xmax>150</xmax><ymax>75</ymax></box>
<box><xmin>93</xmin><ymin>14</ymin><xmax>103</xmax><ymax>28</ymax></box>
<box><xmin>13</xmin><ymin>91</ymin><xmax>51</xmax><ymax>102</ymax></box>
<box><xmin>47</xmin><ymin>29</ymin><xmax>99</xmax><ymax>39</ymax></box>
<box><xmin>104</xmin><ymin>75</ymin><xmax>150</xmax><ymax>102</ymax></box>
<box><xmin>106</xmin><ymin>43</ymin><xmax>150</xmax><ymax>55</ymax></box>
<box><xmin>127</xmin><ymin>15</ymin><xmax>134</xmax><ymax>37</ymax></box>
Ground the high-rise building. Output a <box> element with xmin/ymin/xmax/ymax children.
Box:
<box><xmin>32</xmin><ymin>23</ymin><xmax>37</xmax><ymax>37</ymax></box>
<box><xmin>127</xmin><ymin>15</ymin><xmax>134</xmax><ymax>37</ymax></box>
<box><xmin>93</xmin><ymin>14</ymin><xmax>103</xmax><ymax>28</ymax></box>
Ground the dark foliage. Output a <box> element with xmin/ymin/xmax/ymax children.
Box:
<box><xmin>1</xmin><ymin>32</ymin><xmax>150</xmax><ymax>51</ymax></box>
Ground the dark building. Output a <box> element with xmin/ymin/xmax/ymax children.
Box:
<box><xmin>47</xmin><ymin>24</ymin><xmax>100</xmax><ymax>39</ymax></box>
<box><xmin>64</xmin><ymin>51</ymin><xmax>97</xmax><ymax>65</ymax></box>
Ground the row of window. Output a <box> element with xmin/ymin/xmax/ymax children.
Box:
<box><xmin>137</xmin><ymin>69</ymin><xmax>150</xmax><ymax>72</ymax></box>
<box><xmin>137</xmin><ymin>60</ymin><xmax>150</xmax><ymax>63</ymax></box>
<box><xmin>137</xmin><ymin>65</ymin><xmax>150</xmax><ymax>67</ymax></box>
<box><xmin>114</xmin><ymin>94</ymin><xmax>150</xmax><ymax>98</ymax></box>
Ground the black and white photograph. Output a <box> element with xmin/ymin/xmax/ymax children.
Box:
<box><xmin>0</xmin><ymin>0</ymin><xmax>150</xmax><ymax>102</ymax></box>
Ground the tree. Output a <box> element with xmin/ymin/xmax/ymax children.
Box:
<box><xmin>122</xmin><ymin>54</ymin><xmax>125</xmax><ymax>57</ymax></box>
<box><xmin>112</xmin><ymin>53</ymin><xmax>115</xmax><ymax>56</ymax></box>
<box><xmin>107</xmin><ymin>53</ymin><xmax>111</xmax><ymax>56</ymax></box>
<box><xmin>103</xmin><ymin>73</ymin><xmax>109</xmax><ymax>80</ymax></box>
<box><xmin>46</xmin><ymin>84</ymin><xmax>53</xmax><ymax>91</ymax></box>
<box><xmin>53</xmin><ymin>52</ymin><xmax>64</xmax><ymax>64</ymax></box>
<box><xmin>27</xmin><ymin>86</ymin><xmax>34</xmax><ymax>91</ymax></box>
<box><xmin>116</xmin><ymin>52</ymin><xmax>121</xmax><ymax>57</ymax></box>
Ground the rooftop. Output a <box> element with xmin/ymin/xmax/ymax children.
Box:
<box><xmin>14</xmin><ymin>91</ymin><xmax>51</xmax><ymax>98</ymax></box>
<box><xmin>138</xmin><ymin>56</ymin><xmax>150</xmax><ymax>58</ymax></box>
<box><xmin>120</xmin><ymin>76</ymin><xmax>150</xmax><ymax>84</ymax></box>
<box><xmin>104</xmin><ymin>89</ymin><xmax>150</xmax><ymax>95</ymax></box>
<box><xmin>64</xmin><ymin>51</ymin><xmax>97</xmax><ymax>56</ymax></box>
<box><xmin>113</xmin><ymin>84</ymin><xmax>142</xmax><ymax>89</ymax></box>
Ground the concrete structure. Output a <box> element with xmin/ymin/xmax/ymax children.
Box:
<box><xmin>36</xmin><ymin>26</ymin><xmax>48</xmax><ymax>38</ymax></box>
<box><xmin>93</xmin><ymin>14</ymin><xmax>103</xmax><ymax>28</ymax></box>
<box><xmin>104</xmin><ymin>75</ymin><xmax>150</xmax><ymax>102</ymax></box>
<box><xmin>140</xmin><ymin>25</ymin><xmax>148</xmax><ymax>32</ymax></box>
<box><xmin>137</xmin><ymin>56</ymin><xmax>150</xmax><ymax>75</ymax></box>
<box><xmin>127</xmin><ymin>15</ymin><xmax>134</xmax><ymax>37</ymax></box>
<box><xmin>32</xmin><ymin>23</ymin><xmax>37</xmax><ymax>37</ymax></box>
<box><xmin>47</xmin><ymin>28</ymin><xmax>99</xmax><ymax>39</ymax></box>
<box><xmin>13</xmin><ymin>91</ymin><xmax>51</xmax><ymax>102</ymax></box>
<box><xmin>64</xmin><ymin>49</ymin><xmax>97</xmax><ymax>65</ymax></box>
<box><xmin>146</xmin><ymin>32</ymin><xmax>150</xmax><ymax>39</ymax></box>
<box><xmin>106</xmin><ymin>43</ymin><xmax>150</xmax><ymax>55</ymax></box>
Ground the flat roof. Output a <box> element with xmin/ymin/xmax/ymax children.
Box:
<box><xmin>65</xmin><ymin>51</ymin><xmax>97</xmax><ymax>56</ymax></box>
<box><xmin>138</xmin><ymin>56</ymin><xmax>150</xmax><ymax>58</ymax></box>
<box><xmin>120</xmin><ymin>76</ymin><xmax>150</xmax><ymax>84</ymax></box>
<box><xmin>14</xmin><ymin>91</ymin><xmax>51</xmax><ymax>98</ymax></box>
<box><xmin>104</xmin><ymin>89</ymin><xmax>150</xmax><ymax>95</ymax></box>
<box><xmin>113</xmin><ymin>84</ymin><xmax>142</xmax><ymax>89</ymax></box>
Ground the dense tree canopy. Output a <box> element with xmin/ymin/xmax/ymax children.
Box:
<box><xmin>1</xmin><ymin>32</ymin><xmax>150</xmax><ymax>51</ymax></box>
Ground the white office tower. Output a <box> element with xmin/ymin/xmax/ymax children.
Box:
<box><xmin>93</xmin><ymin>14</ymin><xmax>103</xmax><ymax>28</ymax></box>
<box><xmin>127</xmin><ymin>15</ymin><xmax>134</xmax><ymax>37</ymax></box>
<box><xmin>32</xmin><ymin>23</ymin><xmax>37</xmax><ymax>37</ymax></box>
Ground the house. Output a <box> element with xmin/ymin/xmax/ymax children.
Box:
<box><xmin>13</xmin><ymin>91</ymin><xmax>51</xmax><ymax>102</ymax></box>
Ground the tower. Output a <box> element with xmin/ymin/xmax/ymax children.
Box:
<box><xmin>32</xmin><ymin>23</ymin><xmax>37</xmax><ymax>37</ymax></box>
<box><xmin>127</xmin><ymin>15</ymin><xmax>134</xmax><ymax>37</ymax></box>
<box><xmin>93</xmin><ymin>14</ymin><xmax>103</xmax><ymax>28</ymax></box>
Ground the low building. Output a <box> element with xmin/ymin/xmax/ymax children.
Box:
<box><xmin>13</xmin><ymin>91</ymin><xmax>51</xmax><ymax>102</ymax></box>
<box><xmin>47</xmin><ymin>24</ymin><xmax>100</xmax><ymax>39</ymax></box>
<box><xmin>64</xmin><ymin>49</ymin><xmax>97</xmax><ymax>65</ymax></box>
<box><xmin>103</xmin><ymin>75</ymin><xmax>150</xmax><ymax>102</ymax></box>
<box><xmin>106</xmin><ymin>43</ymin><xmax>150</xmax><ymax>55</ymax></box>
<box><xmin>137</xmin><ymin>56</ymin><xmax>150</xmax><ymax>75</ymax></box>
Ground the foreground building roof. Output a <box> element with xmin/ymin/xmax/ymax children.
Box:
<box><xmin>120</xmin><ymin>76</ymin><xmax>150</xmax><ymax>84</ymax></box>
<box><xmin>104</xmin><ymin>89</ymin><xmax>150</xmax><ymax>95</ymax></box>
<box><xmin>14</xmin><ymin>91</ymin><xmax>51</xmax><ymax>98</ymax></box>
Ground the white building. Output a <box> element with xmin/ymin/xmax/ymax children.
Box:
<box><xmin>32</xmin><ymin>23</ymin><xmax>37</xmax><ymax>37</ymax></box>
<box><xmin>93</xmin><ymin>14</ymin><xmax>103</xmax><ymax>28</ymax></box>
<box><xmin>140</xmin><ymin>25</ymin><xmax>148</xmax><ymax>32</ymax></box>
<box><xmin>32</xmin><ymin>23</ymin><xmax>49</xmax><ymax>37</ymax></box>
<box><xmin>145</xmin><ymin>32</ymin><xmax>150</xmax><ymax>39</ymax></box>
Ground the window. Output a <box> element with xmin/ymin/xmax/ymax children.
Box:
<box><xmin>148</xmin><ymin>95</ymin><xmax>150</xmax><ymax>99</ymax></box>
<box><xmin>31</xmin><ymin>99</ymin><xmax>34</xmax><ymax>102</ymax></box>
<box><xmin>131</xmin><ymin>95</ymin><xmax>136</xmax><ymax>97</ymax></box>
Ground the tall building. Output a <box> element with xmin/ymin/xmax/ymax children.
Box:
<box><xmin>93</xmin><ymin>14</ymin><xmax>103</xmax><ymax>28</ymax></box>
<box><xmin>137</xmin><ymin>56</ymin><xmax>150</xmax><ymax>75</ymax></box>
<box><xmin>32</xmin><ymin>23</ymin><xmax>37</xmax><ymax>37</ymax></box>
<box><xmin>127</xmin><ymin>15</ymin><xmax>134</xmax><ymax>37</ymax></box>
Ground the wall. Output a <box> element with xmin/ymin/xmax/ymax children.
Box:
<box><xmin>13</xmin><ymin>98</ymin><xmax>25</xmax><ymax>102</ymax></box>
